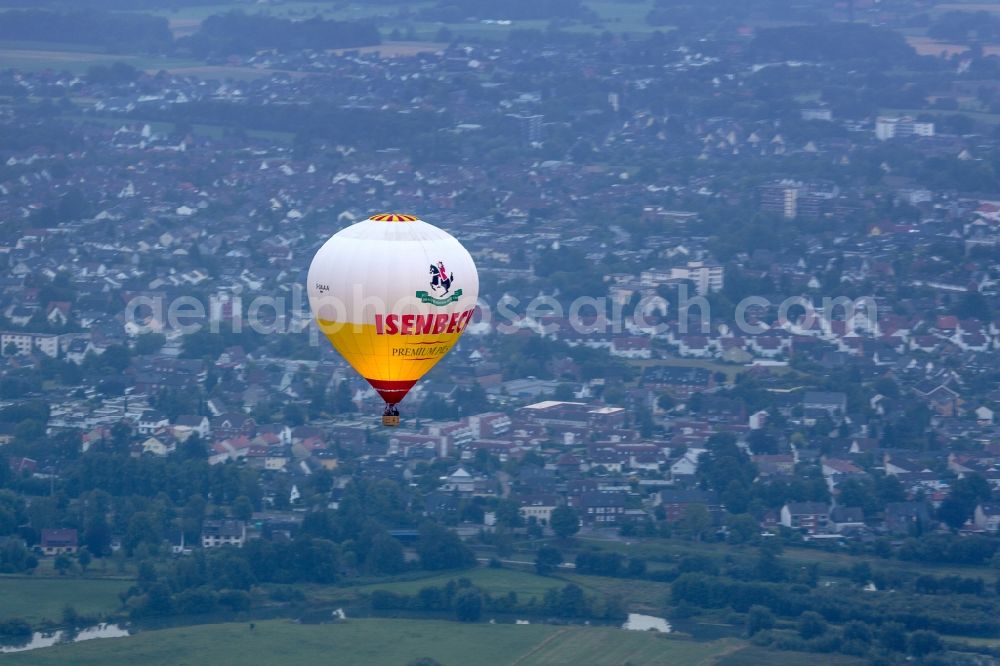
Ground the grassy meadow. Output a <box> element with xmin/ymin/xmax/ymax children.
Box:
<box><xmin>0</xmin><ymin>577</ymin><xmax>129</xmax><ymax>624</ymax></box>
<box><xmin>4</xmin><ymin>618</ymin><xmax>740</xmax><ymax>666</ymax></box>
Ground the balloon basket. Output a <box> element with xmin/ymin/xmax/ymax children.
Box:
<box><xmin>381</xmin><ymin>415</ymin><xmax>401</xmax><ymax>427</ymax></box>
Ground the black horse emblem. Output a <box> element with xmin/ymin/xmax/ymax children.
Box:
<box><xmin>429</xmin><ymin>261</ymin><xmax>454</xmax><ymax>295</ymax></box>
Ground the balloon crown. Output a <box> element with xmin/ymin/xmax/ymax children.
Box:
<box><xmin>369</xmin><ymin>213</ymin><xmax>419</xmax><ymax>222</ymax></box>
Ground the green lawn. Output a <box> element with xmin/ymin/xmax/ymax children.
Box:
<box><xmin>556</xmin><ymin>572</ymin><xmax>671</xmax><ymax>614</ymax></box>
<box><xmin>584</xmin><ymin>0</ymin><xmax>664</xmax><ymax>35</ymax></box>
<box><xmin>58</xmin><ymin>114</ymin><xmax>295</xmax><ymax>143</ymax></box>
<box><xmin>572</xmin><ymin>535</ymin><xmax>1000</xmax><ymax>581</ymax></box>
<box><xmin>306</xmin><ymin>566</ymin><xmax>566</xmax><ymax>604</ymax></box>
<box><xmin>137</xmin><ymin>0</ymin><xmax>663</xmax><ymax>41</ymax></box>
<box><xmin>304</xmin><ymin>565</ymin><xmax>671</xmax><ymax>614</ymax></box>
<box><xmin>717</xmin><ymin>645</ymin><xmax>865</xmax><ymax>665</ymax></box>
<box><xmin>4</xmin><ymin>618</ymin><xmax>740</xmax><ymax>666</ymax></box>
<box><xmin>0</xmin><ymin>577</ymin><xmax>129</xmax><ymax>624</ymax></box>
<box><xmin>0</xmin><ymin>41</ymin><xmax>201</xmax><ymax>74</ymax></box>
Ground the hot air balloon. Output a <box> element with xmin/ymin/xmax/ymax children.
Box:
<box><xmin>307</xmin><ymin>213</ymin><xmax>479</xmax><ymax>426</ymax></box>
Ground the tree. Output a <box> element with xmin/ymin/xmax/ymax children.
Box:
<box><xmin>125</xmin><ymin>512</ymin><xmax>161</xmax><ymax>555</ymax></box>
<box><xmin>454</xmin><ymin>588</ymin><xmax>483</xmax><ymax>622</ymax></box>
<box><xmin>76</xmin><ymin>546</ymin><xmax>92</xmax><ymax>572</ymax></box>
<box><xmin>725</xmin><ymin>514</ymin><xmax>757</xmax><ymax>544</ymax></box>
<box><xmin>908</xmin><ymin>630</ymin><xmax>943</xmax><ymax>657</ymax></box>
<box><xmin>747</xmin><ymin>429</ymin><xmax>777</xmax><ymax>454</ymax></box>
<box><xmin>232</xmin><ymin>495</ymin><xmax>254</xmax><ymax>521</ymax></box>
<box><xmin>135</xmin><ymin>333</ymin><xmax>166</xmax><ymax>355</ymax></box>
<box><xmin>678</xmin><ymin>503</ymin><xmax>712</xmax><ymax>541</ymax></box>
<box><xmin>938</xmin><ymin>474</ymin><xmax>992</xmax><ymax>530</ymax></box>
<box><xmin>849</xmin><ymin>561</ymin><xmax>872</xmax><ymax>586</ymax></box>
<box><xmin>878</xmin><ymin>621</ymin><xmax>907</xmax><ymax>653</ymax></box>
<box><xmin>54</xmin><ymin>553</ymin><xmax>72</xmax><ymax>575</ymax></box>
<box><xmin>755</xmin><ymin>542</ymin><xmax>786</xmax><ymax>582</ymax></box>
<box><xmin>556</xmin><ymin>583</ymin><xmax>588</xmax><ymax>617</ymax></box>
<box><xmin>494</xmin><ymin>499</ymin><xmax>524</xmax><ymax>528</ymax></box>
<box><xmin>535</xmin><ymin>545</ymin><xmax>563</xmax><ymax>575</ymax></box>
<box><xmin>550</xmin><ymin>505</ymin><xmax>580</xmax><ymax>540</ymax></box>
<box><xmin>746</xmin><ymin>605</ymin><xmax>774</xmax><ymax>636</ymax></box>
<box><xmin>417</xmin><ymin>522</ymin><xmax>475</xmax><ymax>571</ymax></box>
<box><xmin>366</xmin><ymin>533</ymin><xmax>406</xmax><ymax>575</ymax></box>
<box><xmin>61</xmin><ymin>604</ymin><xmax>79</xmax><ymax>627</ymax></box>
<box><xmin>797</xmin><ymin>611</ymin><xmax>826</xmax><ymax>639</ymax></box>
<box><xmin>144</xmin><ymin>582</ymin><xmax>173</xmax><ymax>616</ymax></box>
<box><xmin>842</xmin><ymin>620</ymin><xmax>872</xmax><ymax>644</ymax></box>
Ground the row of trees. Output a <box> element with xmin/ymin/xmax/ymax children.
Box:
<box><xmin>747</xmin><ymin>605</ymin><xmax>945</xmax><ymax>659</ymax></box>
<box><xmin>0</xmin><ymin>8</ymin><xmax>381</xmax><ymax>57</ymax></box>
<box><xmin>371</xmin><ymin>577</ymin><xmax>625</xmax><ymax>623</ymax></box>
<box><xmin>179</xmin><ymin>12</ymin><xmax>380</xmax><ymax>57</ymax></box>
<box><xmin>0</xmin><ymin>10</ymin><xmax>171</xmax><ymax>51</ymax></box>
<box><xmin>671</xmin><ymin>571</ymin><xmax>1000</xmax><ymax>637</ymax></box>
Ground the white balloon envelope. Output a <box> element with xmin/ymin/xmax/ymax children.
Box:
<box><xmin>307</xmin><ymin>213</ymin><xmax>479</xmax><ymax>420</ymax></box>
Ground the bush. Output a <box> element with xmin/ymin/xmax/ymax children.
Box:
<box><xmin>454</xmin><ymin>589</ymin><xmax>483</xmax><ymax>622</ymax></box>
<box><xmin>746</xmin><ymin>605</ymin><xmax>775</xmax><ymax>636</ymax></box>
<box><xmin>797</xmin><ymin>611</ymin><xmax>827</xmax><ymax>639</ymax></box>
<box><xmin>371</xmin><ymin>590</ymin><xmax>407</xmax><ymax>610</ymax></box>
<box><xmin>842</xmin><ymin>620</ymin><xmax>872</xmax><ymax>644</ymax></box>
<box><xmin>534</xmin><ymin>546</ymin><xmax>563</xmax><ymax>575</ymax></box>
<box><xmin>268</xmin><ymin>586</ymin><xmax>306</xmax><ymax>602</ymax></box>
<box><xmin>217</xmin><ymin>589</ymin><xmax>251</xmax><ymax>613</ymax></box>
<box><xmin>0</xmin><ymin>618</ymin><xmax>31</xmax><ymax>637</ymax></box>
<box><xmin>878</xmin><ymin>622</ymin><xmax>907</xmax><ymax>653</ymax></box>
<box><xmin>174</xmin><ymin>588</ymin><xmax>218</xmax><ymax>615</ymax></box>
<box><xmin>909</xmin><ymin>630</ymin><xmax>943</xmax><ymax>657</ymax></box>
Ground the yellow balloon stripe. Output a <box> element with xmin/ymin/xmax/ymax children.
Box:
<box><xmin>316</xmin><ymin>319</ymin><xmax>461</xmax><ymax>382</ymax></box>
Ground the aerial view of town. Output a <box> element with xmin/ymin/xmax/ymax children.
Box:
<box><xmin>1</xmin><ymin>0</ymin><xmax>1000</xmax><ymax>663</ymax></box>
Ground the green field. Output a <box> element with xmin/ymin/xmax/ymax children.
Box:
<box><xmin>717</xmin><ymin>645</ymin><xmax>865</xmax><ymax>666</ymax></box>
<box><xmin>0</xmin><ymin>577</ymin><xmax>129</xmax><ymax>624</ymax></box>
<box><xmin>130</xmin><ymin>0</ymin><xmax>665</xmax><ymax>42</ymax></box>
<box><xmin>57</xmin><ymin>114</ymin><xmax>295</xmax><ymax>143</ymax></box>
<box><xmin>307</xmin><ymin>565</ymin><xmax>669</xmax><ymax>613</ymax></box>
<box><xmin>0</xmin><ymin>40</ymin><xmax>202</xmax><ymax>74</ymax></box>
<box><xmin>557</xmin><ymin>572</ymin><xmax>671</xmax><ymax>614</ymax></box>
<box><xmin>299</xmin><ymin>566</ymin><xmax>568</xmax><ymax>608</ymax></box>
<box><xmin>4</xmin><ymin>618</ymin><xmax>740</xmax><ymax>666</ymax></box>
<box><xmin>571</xmin><ymin>534</ymin><xmax>1000</xmax><ymax>581</ymax></box>
<box><xmin>357</xmin><ymin>566</ymin><xmax>565</xmax><ymax>600</ymax></box>
<box><xmin>0</xmin><ymin>0</ymin><xmax>669</xmax><ymax>77</ymax></box>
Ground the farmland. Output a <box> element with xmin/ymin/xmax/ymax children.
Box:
<box><xmin>0</xmin><ymin>577</ymin><xmax>129</xmax><ymax>625</ymax></box>
<box><xmin>4</xmin><ymin>618</ymin><xmax>740</xmax><ymax>666</ymax></box>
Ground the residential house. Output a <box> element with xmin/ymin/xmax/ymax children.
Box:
<box><xmin>40</xmin><ymin>528</ymin><xmax>78</xmax><ymax>555</ymax></box>
<box><xmin>973</xmin><ymin>503</ymin><xmax>1000</xmax><ymax>532</ymax></box>
<box><xmin>137</xmin><ymin>410</ymin><xmax>169</xmax><ymax>436</ymax></box>
<box><xmin>201</xmin><ymin>519</ymin><xmax>247</xmax><ymax>548</ymax></box>
<box><xmin>173</xmin><ymin>414</ymin><xmax>210</xmax><ymax>439</ymax></box>
<box><xmin>829</xmin><ymin>506</ymin><xmax>866</xmax><ymax>533</ymax></box>
<box><xmin>572</xmin><ymin>491</ymin><xmax>627</xmax><ymax>525</ymax></box>
<box><xmin>517</xmin><ymin>494</ymin><xmax>560</xmax><ymax>525</ymax></box>
<box><xmin>884</xmin><ymin>501</ymin><xmax>932</xmax><ymax>535</ymax></box>
<box><xmin>780</xmin><ymin>502</ymin><xmax>830</xmax><ymax>534</ymax></box>
<box><xmin>669</xmin><ymin>448</ymin><xmax>707</xmax><ymax>480</ymax></box>
<box><xmin>656</xmin><ymin>489</ymin><xmax>721</xmax><ymax>522</ymax></box>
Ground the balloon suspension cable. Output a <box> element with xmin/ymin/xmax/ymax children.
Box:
<box><xmin>383</xmin><ymin>403</ymin><xmax>399</xmax><ymax>417</ymax></box>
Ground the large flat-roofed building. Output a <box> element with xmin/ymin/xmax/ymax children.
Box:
<box><xmin>875</xmin><ymin>116</ymin><xmax>934</xmax><ymax>141</ymax></box>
